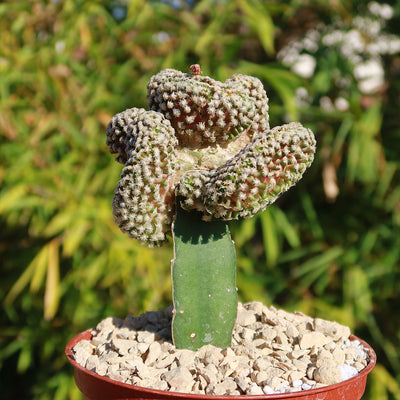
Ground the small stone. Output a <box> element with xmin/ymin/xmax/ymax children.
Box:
<box><xmin>314</xmin><ymin>318</ymin><xmax>351</xmax><ymax>341</ymax></box>
<box><xmin>197</xmin><ymin>364</ymin><xmax>218</xmax><ymax>386</ymax></box>
<box><xmin>247</xmin><ymin>301</ymin><xmax>264</xmax><ymax>315</ymax></box>
<box><xmin>235</xmin><ymin>375</ymin><xmax>252</xmax><ymax>392</ymax></box>
<box><xmin>85</xmin><ymin>354</ymin><xmax>99</xmax><ymax>371</ymax></box>
<box><xmin>177</xmin><ymin>349</ymin><xmax>196</xmax><ymax>370</ymax></box>
<box><xmin>210</xmin><ymin>378</ymin><xmax>237</xmax><ymax>395</ymax></box>
<box><xmin>107</xmin><ymin>364</ymin><xmax>127</xmax><ymax>382</ymax></box>
<box><xmin>94</xmin><ymin>361</ymin><xmax>108</xmax><ymax>376</ymax></box>
<box><xmin>96</xmin><ymin>317</ymin><xmax>118</xmax><ymax>332</ymax></box>
<box><xmin>253</xmin><ymin>357</ymin><xmax>272</xmax><ymax>371</ymax></box>
<box><xmin>285</xmin><ymin>324</ymin><xmax>300</xmax><ymax>338</ymax></box>
<box><xmin>197</xmin><ymin>344</ymin><xmax>224</xmax><ymax>366</ymax></box>
<box><xmin>288</xmin><ymin>369</ymin><xmax>304</xmax><ymax>383</ymax></box>
<box><xmin>292</xmin><ymin>379</ymin><xmax>302</xmax><ymax>388</ymax></box>
<box><xmin>344</xmin><ymin>346</ymin><xmax>357</xmax><ymax>360</ymax></box>
<box><xmin>162</xmin><ymin>367</ymin><xmax>193</xmax><ymax>391</ymax></box>
<box><xmin>338</xmin><ymin>364</ymin><xmax>358</xmax><ymax>380</ymax></box>
<box><xmin>91</xmin><ymin>334</ymin><xmax>109</xmax><ymax>347</ymax></box>
<box><xmin>263</xmin><ymin>385</ymin><xmax>275</xmax><ymax>394</ymax></box>
<box><xmin>307</xmin><ymin>366</ymin><xmax>316</xmax><ymax>380</ymax></box>
<box><xmin>252</xmin><ymin>338</ymin><xmax>268</xmax><ymax>348</ymax></box>
<box><xmin>218</xmin><ymin>356</ymin><xmax>239</xmax><ymax>379</ymax></box>
<box><xmin>292</xmin><ymin>358</ymin><xmax>309</xmax><ymax>372</ymax></box>
<box><xmin>246</xmin><ymin>383</ymin><xmax>264</xmax><ymax>395</ymax></box>
<box><xmin>302</xmin><ymin>382</ymin><xmax>313</xmax><ymax>390</ymax></box>
<box><xmin>316</xmin><ymin>357</ymin><xmax>337</xmax><ymax>369</ymax></box>
<box><xmin>73</xmin><ymin>340</ymin><xmax>94</xmax><ymax>365</ymax></box>
<box><xmin>137</xmin><ymin>342</ymin><xmax>150</xmax><ymax>355</ymax></box>
<box><xmin>99</xmin><ymin>349</ymin><xmax>119</xmax><ymax>364</ymax></box>
<box><xmin>299</xmin><ymin>332</ymin><xmax>330</xmax><ymax>349</ymax></box>
<box><xmin>111</xmin><ymin>338</ymin><xmax>137</xmax><ymax>356</ymax></box>
<box><xmin>289</xmin><ymin>349</ymin><xmax>308</xmax><ymax>359</ymax></box>
<box><xmin>136</xmin><ymin>331</ymin><xmax>156</xmax><ymax>343</ymax></box>
<box><xmin>221</xmin><ymin>347</ymin><xmax>235</xmax><ymax>358</ymax></box>
<box><xmin>254</xmin><ymin>371</ymin><xmax>270</xmax><ymax>385</ymax></box>
<box><xmin>155</xmin><ymin>353</ymin><xmax>176</xmax><ymax>369</ymax></box>
<box><xmin>314</xmin><ymin>366</ymin><xmax>342</xmax><ymax>385</ymax></box>
<box><xmin>354</xmin><ymin>361</ymin><xmax>367</xmax><ymax>371</ymax></box>
<box><xmin>145</xmin><ymin>341</ymin><xmax>162</xmax><ymax>366</ymax></box>
<box><xmin>240</xmin><ymin>327</ymin><xmax>255</xmax><ymax>342</ymax></box>
<box><xmin>268</xmin><ymin>376</ymin><xmax>285</xmax><ymax>390</ymax></box>
<box><xmin>236</xmin><ymin>309</ymin><xmax>257</xmax><ymax>326</ymax></box>
<box><xmin>151</xmin><ymin>379</ymin><xmax>169</xmax><ymax>391</ymax></box>
<box><xmin>259</xmin><ymin>327</ymin><xmax>277</xmax><ymax>341</ymax></box>
<box><xmin>318</xmin><ymin>349</ymin><xmax>334</xmax><ymax>360</ymax></box>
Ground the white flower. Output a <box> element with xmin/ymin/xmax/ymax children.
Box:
<box><xmin>334</xmin><ymin>97</ymin><xmax>350</xmax><ymax>111</ymax></box>
<box><xmin>368</xmin><ymin>2</ymin><xmax>394</xmax><ymax>20</ymax></box>
<box><xmin>354</xmin><ymin>59</ymin><xmax>384</xmax><ymax>80</ymax></box>
<box><xmin>55</xmin><ymin>41</ymin><xmax>65</xmax><ymax>53</ymax></box>
<box><xmin>358</xmin><ymin>75</ymin><xmax>385</xmax><ymax>94</ymax></box>
<box><xmin>291</xmin><ymin>54</ymin><xmax>316</xmax><ymax>78</ymax></box>
<box><xmin>320</xmin><ymin>96</ymin><xmax>334</xmax><ymax>111</ymax></box>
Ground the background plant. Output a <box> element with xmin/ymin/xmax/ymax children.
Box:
<box><xmin>0</xmin><ymin>0</ymin><xmax>399</xmax><ymax>399</ymax></box>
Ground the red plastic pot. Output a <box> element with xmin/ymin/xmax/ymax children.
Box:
<box><xmin>66</xmin><ymin>329</ymin><xmax>376</xmax><ymax>400</ymax></box>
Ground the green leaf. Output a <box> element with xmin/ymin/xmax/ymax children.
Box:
<box><xmin>172</xmin><ymin>202</ymin><xmax>237</xmax><ymax>350</ymax></box>
<box><xmin>238</xmin><ymin>0</ymin><xmax>275</xmax><ymax>55</ymax></box>
<box><xmin>344</xmin><ymin>265</ymin><xmax>372</xmax><ymax>322</ymax></box>
<box><xmin>238</xmin><ymin>61</ymin><xmax>302</xmax><ymax>120</ymax></box>
<box><xmin>260</xmin><ymin>208</ymin><xmax>279</xmax><ymax>269</ymax></box>
<box><xmin>44</xmin><ymin>239</ymin><xmax>60</xmax><ymax>320</ymax></box>
<box><xmin>272</xmin><ymin>206</ymin><xmax>300</xmax><ymax>248</ymax></box>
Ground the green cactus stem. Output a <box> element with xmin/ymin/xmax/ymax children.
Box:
<box><xmin>171</xmin><ymin>200</ymin><xmax>237</xmax><ymax>350</ymax></box>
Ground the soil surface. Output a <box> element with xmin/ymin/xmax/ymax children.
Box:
<box><xmin>72</xmin><ymin>302</ymin><xmax>370</xmax><ymax>395</ymax></box>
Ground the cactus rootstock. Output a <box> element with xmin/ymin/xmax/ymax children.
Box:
<box><xmin>106</xmin><ymin>67</ymin><xmax>316</xmax><ymax>246</ymax></box>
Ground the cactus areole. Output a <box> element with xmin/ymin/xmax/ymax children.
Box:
<box><xmin>106</xmin><ymin>66</ymin><xmax>316</xmax><ymax>350</ymax></box>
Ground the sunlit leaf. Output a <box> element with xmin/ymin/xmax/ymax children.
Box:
<box><xmin>44</xmin><ymin>239</ymin><xmax>60</xmax><ymax>320</ymax></box>
<box><xmin>238</xmin><ymin>0</ymin><xmax>275</xmax><ymax>55</ymax></box>
<box><xmin>260</xmin><ymin>208</ymin><xmax>279</xmax><ymax>269</ymax></box>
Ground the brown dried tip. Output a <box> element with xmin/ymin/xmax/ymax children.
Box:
<box><xmin>189</xmin><ymin>64</ymin><xmax>202</xmax><ymax>75</ymax></box>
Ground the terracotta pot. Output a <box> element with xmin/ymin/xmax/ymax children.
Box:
<box><xmin>66</xmin><ymin>329</ymin><xmax>376</xmax><ymax>400</ymax></box>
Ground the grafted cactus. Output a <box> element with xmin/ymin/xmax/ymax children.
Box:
<box><xmin>106</xmin><ymin>66</ymin><xmax>316</xmax><ymax>350</ymax></box>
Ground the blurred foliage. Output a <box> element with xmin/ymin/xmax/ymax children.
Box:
<box><xmin>1</xmin><ymin>0</ymin><xmax>399</xmax><ymax>399</ymax></box>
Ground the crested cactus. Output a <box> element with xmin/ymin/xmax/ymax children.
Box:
<box><xmin>106</xmin><ymin>65</ymin><xmax>316</xmax><ymax>350</ymax></box>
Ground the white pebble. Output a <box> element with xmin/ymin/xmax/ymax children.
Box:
<box><xmin>338</xmin><ymin>364</ymin><xmax>359</xmax><ymax>381</ymax></box>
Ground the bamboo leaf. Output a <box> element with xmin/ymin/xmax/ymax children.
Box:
<box><xmin>344</xmin><ymin>265</ymin><xmax>372</xmax><ymax>322</ymax></box>
<box><xmin>62</xmin><ymin>221</ymin><xmax>90</xmax><ymax>257</ymax></box>
<box><xmin>30</xmin><ymin>245</ymin><xmax>49</xmax><ymax>293</ymax></box>
<box><xmin>272</xmin><ymin>207</ymin><xmax>300</xmax><ymax>248</ymax></box>
<box><xmin>44</xmin><ymin>239</ymin><xmax>60</xmax><ymax>320</ymax></box>
<box><xmin>44</xmin><ymin>209</ymin><xmax>75</xmax><ymax>237</ymax></box>
<box><xmin>292</xmin><ymin>246</ymin><xmax>343</xmax><ymax>291</ymax></box>
<box><xmin>5</xmin><ymin>252</ymin><xmax>40</xmax><ymax>305</ymax></box>
<box><xmin>17</xmin><ymin>344</ymin><xmax>32</xmax><ymax>373</ymax></box>
<box><xmin>260</xmin><ymin>208</ymin><xmax>279</xmax><ymax>269</ymax></box>
<box><xmin>300</xmin><ymin>192</ymin><xmax>324</xmax><ymax>240</ymax></box>
<box><xmin>371</xmin><ymin>364</ymin><xmax>400</xmax><ymax>400</ymax></box>
<box><xmin>238</xmin><ymin>61</ymin><xmax>301</xmax><ymax>120</ymax></box>
<box><xmin>0</xmin><ymin>185</ymin><xmax>27</xmax><ymax>214</ymax></box>
<box><xmin>238</xmin><ymin>0</ymin><xmax>275</xmax><ymax>55</ymax></box>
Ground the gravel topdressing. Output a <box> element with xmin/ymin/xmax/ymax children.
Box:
<box><xmin>72</xmin><ymin>302</ymin><xmax>370</xmax><ymax>396</ymax></box>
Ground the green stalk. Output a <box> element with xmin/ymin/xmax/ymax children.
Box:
<box><xmin>171</xmin><ymin>201</ymin><xmax>237</xmax><ymax>350</ymax></box>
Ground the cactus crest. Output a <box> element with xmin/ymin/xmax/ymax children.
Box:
<box><xmin>106</xmin><ymin>66</ymin><xmax>316</xmax><ymax>246</ymax></box>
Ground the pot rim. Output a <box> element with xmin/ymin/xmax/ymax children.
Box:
<box><xmin>65</xmin><ymin>329</ymin><xmax>376</xmax><ymax>399</ymax></box>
